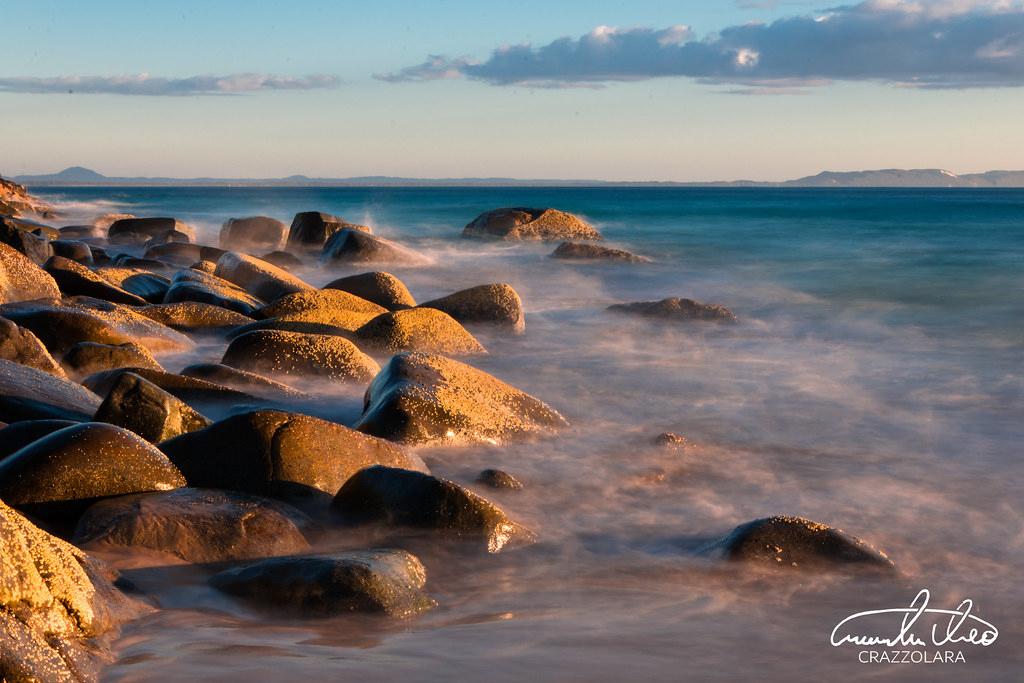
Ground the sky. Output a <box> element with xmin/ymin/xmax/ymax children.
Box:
<box><xmin>2</xmin><ymin>0</ymin><xmax>1024</xmax><ymax>181</ymax></box>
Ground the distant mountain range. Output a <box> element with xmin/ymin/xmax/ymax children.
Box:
<box><xmin>12</xmin><ymin>166</ymin><xmax>1024</xmax><ymax>188</ymax></box>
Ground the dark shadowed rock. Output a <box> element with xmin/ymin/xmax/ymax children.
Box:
<box><xmin>332</xmin><ymin>466</ymin><xmax>533</xmax><ymax>553</ymax></box>
<box><xmin>0</xmin><ymin>420</ymin><xmax>77</xmax><ymax>462</ymax></box>
<box><xmin>160</xmin><ymin>410</ymin><xmax>428</xmax><ymax>499</ymax></box>
<box><xmin>61</xmin><ymin>341</ymin><xmax>162</xmax><ymax>379</ymax></box>
<box><xmin>59</xmin><ymin>224</ymin><xmax>104</xmax><ymax>239</ymax></box>
<box><xmin>107</xmin><ymin>217</ymin><xmax>195</xmax><ymax>244</ymax></box>
<box><xmin>83</xmin><ymin>367</ymin><xmax>256</xmax><ymax>407</ymax></box>
<box><xmin>163</xmin><ymin>268</ymin><xmax>264</xmax><ymax>316</ymax></box>
<box><xmin>215</xmin><ymin>251</ymin><xmax>313</xmax><ymax>302</ymax></box>
<box><xmin>477</xmin><ymin>468</ymin><xmax>523</xmax><ymax>490</ymax></box>
<box><xmin>355</xmin><ymin>308</ymin><xmax>486</xmax><ymax>355</ymax></box>
<box><xmin>0</xmin><ymin>315</ymin><xmax>65</xmax><ymax>377</ymax></box>
<box><xmin>74</xmin><ymin>488</ymin><xmax>313</xmax><ymax>564</ymax></box>
<box><xmin>44</xmin><ymin>255</ymin><xmax>148</xmax><ymax>305</ymax></box>
<box><xmin>321</xmin><ymin>229</ymin><xmax>427</xmax><ymax>266</ymax></box>
<box><xmin>136</xmin><ymin>301</ymin><xmax>253</xmax><ymax>331</ymax></box>
<box><xmin>0</xmin><ymin>242</ymin><xmax>60</xmax><ymax>303</ymax></box>
<box><xmin>607</xmin><ymin>297</ymin><xmax>737</xmax><ymax>323</ymax></box>
<box><xmin>142</xmin><ymin>242</ymin><xmax>220</xmax><ymax>266</ymax></box>
<box><xmin>220</xmin><ymin>216</ymin><xmax>288</xmax><ymax>252</ymax></box>
<box><xmin>419</xmin><ymin>283</ymin><xmax>525</xmax><ymax>334</ymax></box>
<box><xmin>0</xmin><ymin>359</ymin><xmax>101</xmax><ymax>423</ymax></box>
<box><xmin>324</xmin><ymin>271</ymin><xmax>416</xmax><ymax>310</ymax></box>
<box><xmin>0</xmin><ymin>216</ymin><xmax>53</xmax><ymax>264</ymax></box>
<box><xmin>356</xmin><ymin>352</ymin><xmax>568</xmax><ymax>445</ymax></box>
<box><xmin>551</xmin><ymin>241</ymin><xmax>650</xmax><ymax>262</ymax></box>
<box><xmin>93</xmin><ymin>372</ymin><xmax>212</xmax><ymax>443</ymax></box>
<box><xmin>179</xmin><ymin>363</ymin><xmax>310</xmax><ymax>401</ymax></box>
<box><xmin>222</xmin><ymin>329</ymin><xmax>379</xmax><ymax>382</ymax></box>
<box><xmin>287</xmin><ymin>211</ymin><xmax>371</xmax><ymax>252</ymax></box>
<box><xmin>260</xmin><ymin>250</ymin><xmax>303</xmax><ymax>271</ymax></box>
<box><xmin>463</xmin><ymin>207</ymin><xmax>601</xmax><ymax>241</ymax></box>
<box><xmin>121</xmin><ymin>272</ymin><xmax>171</xmax><ymax>303</ymax></box>
<box><xmin>50</xmin><ymin>239</ymin><xmax>94</xmax><ymax>264</ymax></box>
<box><xmin>209</xmin><ymin>549</ymin><xmax>433</xmax><ymax>617</ymax></box>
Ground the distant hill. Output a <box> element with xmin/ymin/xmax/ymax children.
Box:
<box><xmin>14</xmin><ymin>166</ymin><xmax>1024</xmax><ymax>188</ymax></box>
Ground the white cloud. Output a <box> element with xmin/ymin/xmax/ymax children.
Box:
<box><xmin>0</xmin><ymin>73</ymin><xmax>339</xmax><ymax>96</ymax></box>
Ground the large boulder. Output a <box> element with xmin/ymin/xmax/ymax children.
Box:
<box><xmin>607</xmin><ymin>297</ymin><xmax>737</xmax><ymax>323</ymax></box>
<box><xmin>136</xmin><ymin>301</ymin><xmax>253</xmax><ymax>331</ymax></box>
<box><xmin>50</xmin><ymin>239</ymin><xmax>94</xmax><ymax>265</ymax></box>
<box><xmin>463</xmin><ymin>207</ymin><xmax>601</xmax><ymax>241</ymax></box>
<box><xmin>703</xmin><ymin>515</ymin><xmax>896</xmax><ymax>572</ymax></box>
<box><xmin>321</xmin><ymin>229</ymin><xmax>427</xmax><ymax>266</ymax></box>
<box><xmin>222</xmin><ymin>330</ymin><xmax>379</xmax><ymax>382</ymax></box>
<box><xmin>74</xmin><ymin>488</ymin><xmax>313</xmax><ymax>564</ymax></box>
<box><xmin>93</xmin><ymin>372</ymin><xmax>212</xmax><ymax>443</ymax></box>
<box><xmin>215</xmin><ymin>251</ymin><xmax>313</xmax><ymax>303</ymax></box>
<box><xmin>324</xmin><ymin>271</ymin><xmax>416</xmax><ymax>310</ymax></box>
<box><xmin>0</xmin><ymin>315</ymin><xmax>65</xmax><ymax>377</ymax></box>
<box><xmin>419</xmin><ymin>283</ymin><xmax>525</xmax><ymax>334</ymax></box>
<box><xmin>0</xmin><ymin>216</ymin><xmax>53</xmax><ymax>265</ymax></box>
<box><xmin>356</xmin><ymin>353</ymin><xmax>567</xmax><ymax>445</ymax></box>
<box><xmin>0</xmin><ymin>242</ymin><xmax>60</xmax><ymax>304</ymax></box>
<box><xmin>107</xmin><ymin>217</ymin><xmax>195</xmax><ymax>244</ymax></box>
<box><xmin>163</xmin><ymin>268</ymin><xmax>264</xmax><ymax>316</ymax></box>
<box><xmin>0</xmin><ymin>420</ymin><xmax>77</xmax><ymax>462</ymax></box>
<box><xmin>160</xmin><ymin>410</ymin><xmax>429</xmax><ymax>499</ymax></box>
<box><xmin>209</xmin><ymin>549</ymin><xmax>433</xmax><ymax>617</ymax></box>
<box><xmin>179</xmin><ymin>363</ymin><xmax>310</xmax><ymax>401</ymax></box>
<box><xmin>551</xmin><ymin>241</ymin><xmax>649</xmax><ymax>262</ymax></box>
<box><xmin>82</xmin><ymin>367</ymin><xmax>256</xmax><ymax>407</ymax></box>
<box><xmin>355</xmin><ymin>308</ymin><xmax>486</xmax><ymax>355</ymax></box>
<box><xmin>258</xmin><ymin>288</ymin><xmax>387</xmax><ymax>331</ymax></box>
<box><xmin>61</xmin><ymin>341</ymin><xmax>162</xmax><ymax>379</ymax></box>
<box><xmin>332</xmin><ymin>466</ymin><xmax>533</xmax><ymax>553</ymax></box>
<box><xmin>260</xmin><ymin>250</ymin><xmax>303</xmax><ymax>271</ymax></box>
<box><xmin>286</xmin><ymin>211</ymin><xmax>370</xmax><ymax>252</ymax></box>
<box><xmin>220</xmin><ymin>216</ymin><xmax>288</xmax><ymax>252</ymax></box>
<box><xmin>0</xmin><ymin>422</ymin><xmax>185</xmax><ymax>523</ymax></box>
<box><xmin>0</xmin><ymin>359</ymin><xmax>101</xmax><ymax>422</ymax></box>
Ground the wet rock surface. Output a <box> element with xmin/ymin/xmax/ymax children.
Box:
<box><xmin>551</xmin><ymin>241</ymin><xmax>649</xmax><ymax>262</ymax></box>
<box><xmin>287</xmin><ymin>211</ymin><xmax>370</xmax><ymax>252</ymax></box>
<box><xmin>121</xmin><ymin>272</ymin><xmax>171</xmax><ymax>303</ymax></box>
<box><xmin>419</xmin><ymin>283</ymin><xmax>525</xmax><ymax>334</ymax></box>
<box><xmin>324</xmin><ymin>271</ymin><xmax>416</xmax><ymax>310</ymax></box>
<box><xmin>321</xmin><ymin>229</ymin><xmax>427</xmax><ymax>265</ymax></box>
<box><xmin>0</xmin><ymin>359</ymin><xmax>101</xmax><ymax>423</ymax></box>
<box><xmin>163</xmin><ymin>268</ymin><xmax>264</xmax><ymax>316</ymax></box>
<box><xmin>93</xmin><ymin>372</ymin><xmax>212</xmax><ymax>443</ymax></box>
<box><xmin>214</xmin><ymin>251</ymin><xmax>313</xmax><ymax>303</ymax></box>
<box><xmin>0</xmin><ymin>420</ymin><xmax>77</xmax><ymax>462</ymax></box>
<box><xmin>463</xmin><ymin>207</ymin><xmax>601</xmax><ymax>241</ymax></box>
<box><xmin>61</xmin><ymin>341</ymin><xmax>163</xmax><ymax>379</ymax></box>
<box><xmin>222</xmin><ymin>329</ymin><xmax>380</xmax><ymax>382</ymax></box>
<box><xmin>477</xmin><ymin>468</ymin><xmax>524</xmax><ymax>490</ymax></box>
<box><xmin>607</xmin><ymin>297</ymin><xmax>737</xmax><ymax>323</ymax></box>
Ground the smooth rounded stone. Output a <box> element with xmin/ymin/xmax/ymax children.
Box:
<box><xmin>551</xmin><ymin>241</ymin><xmax>650</xmax><ymax>262</ymax></box>
<box><xmin>121</xmin><ymin>272</ymin><xmax>171</xmax><ymax>303</ymax></box>
<box><xmin>61</xmin><ymin>341</ymin><xmax>163</xmax><ymax>379</ymax></box>
<box><xmin>136</xmin><ymin>301</ymin><xmax>253</xmax><ymax>331</ymax></box>
<box><xmin>220</xmin><ymin>216</ymin><xmax>288</xmax><ymax>252</ymax></box>
<box><xmin>163</xmin><ymin>268</ymin><xmax>264</xmax><ymax>316</ymax></box>
<box><xmin>257</xmin><ymin>288</ymin><xmax>387</xmax><ymax>332</ymax></box>
<box><xmin>0</xmin><ymin>216</ymin><xmax>53</xmax><ymax>265</ymax></box>
<box><xmin>356</xmin><ymin>352</ymin><xmax>568</xmax><ymax>446</ymax></box>
<box><xmin>144</xmin><ymin>229</ymin><xmax>193</xmax><ymax>249</ymax></box>
<box><xmin>0</xmin><ymin>420</ymin><xmax>77</xmax><ymax>462</ymax></box>
<box><xmin>93</xmin><ymin>212</ymin><xmax>135</xmax><ymax>232</ymax></box>
<box><xmin>419</xmin><ymin>283</ymin><xmax>525</xmax><ymax>334</ymax></box>
<box><xmin>287</xmin><ymin>211</ymin><xmax>371</xmax><ymax>252</ymax></box>
<box><xmin>321</xmin><ymin>229</ymin><xmax>428</xmax><ymax>266</ymax></box>
<box><xmin>260</xmin><ymin>250</ymin><xmax>303</xmax><ymax>271</ymax></box>
<box><xmin>107</xmin><ymin>217</ymin><xmax>196</xmax><ymax>244</ymax></box>
<box><xmin>0</xmin><ymin>359</ymin><xmax>101</xmax><ymax>422</ymax></box>
<box><xmin>93</xmin><ymin>372</ymin><xmax>212</xmax><ymax>443</ymax></box>
<box><xmin>0</xmin><ymin>242</ymin><xmax>60</xmax><ymax>303</ymax></box>
<box><xmin>225</xmin><ymin>317</ymin><xmax>356</xmax><ymax>341</ymax></box>
<box><xmin>607</xmin><ymin>297</ymin><xmax>737</xmax><ymax>323</ymax></box>
<box><xmin>180</xmin><ymin>363</ymin><xmax>310</xmax><ymax>401</ymax></box>
<box><xmin>704</xmin><ymin>515</ymin><xmax>896</xmax><ymax>572</ymax></box>
<box><xmin>160</xmin><ymin>410</ymin><xmax>429</xmax><ymax>499</ymax></box>
<box><xmin>0</xmin><ymin>422</ymin><xmax>186</xmax><ymax>523</ymax></box>
<box><xmin>222</xmin><ymin>329</ymin><xmax>380</xmax><ymax>382</ymax></box>
<box><xmin>44</xmin><ymin>255</ymin><xmax>148</xmax><ymax>305</ymax></box>
<box><xmin>0</xmin><ymin>315</ymin><xmax>65</xmax><ymax>377</ymax></box>
<box><xmin>209</xmin><ymin>549</ymin><xmax>433</xmax><ymax>618</ymax></box>
<box><xmin>0</xmin><ymin>498</ymin><xmax>143</xmax><ymax>682</ymax></box>
<box><xmin>50</xmin><ymin>239</ymin><xmax>94</xmax><ymax>264</ymax></box>
<box><xmin>59</xmin><ymin>224</ymin><xmax>104</xmax><ymax>239</ymax></box>
<box><xmin>477</xmin><ymin>468</ymin><xmax>523</xmax><ymax>490</ymax></box>
<box><xmin>111</xmin><ymin>254</ymin><xmax>173</xmax><ymax>272</ymax></box>
<box><xmin>463</xmin><ymin>207</ymin><xmax>602</xmax><ymax>241</ymax></box>
<box><xmin>355</xmin><ymin>308</ymin><xmax>486</xmax><ymax>355</ymax></box>
<box><xmin>324</xmin><ymin>271</ymin><xmax>416</xmax><ymax>310</ymax></box>
<box><xmin>83</xmin><ymin>367</ymin><xmax>257</xmax><ymax>407</ymax></box>
<box><xmin>74</xmin><ymin>488</ymin><xmax>313</xmax><ymax>563</ymax></box>
<box><xmin>142</xmin><ymin>241</ymin><xmax>202</xmax><ymax>265</ymax></box>
<box><xmin>214</xmin><ymin>251</ymin><xmax>313</xmax><ymax>303</ymax></box>
<box><xmin>333</xmin><ymin>466</ymin><xmax>534</xmax><ymax>553</ymax></box>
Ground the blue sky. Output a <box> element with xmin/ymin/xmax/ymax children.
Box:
<box><xmin>2</xmin><ymin>0</ymin><xmax>1023</xmax><ymax>180</ymax></box>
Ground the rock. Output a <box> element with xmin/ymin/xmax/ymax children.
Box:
<box><xmin>222</xmin><ymin>330</ymin><xmax>379</xmax><ymax>382</ymax></box>
<box><xmin>82</xmin><ymin>367</ymin><xmax>256</xmax><ymax>407</ymax></box>
<box><xmin>59</xmin><ymin>225</ymin><xmax>104</xmax><ymax>239</ymax></box>
<box><xmin>0</xmin><ymin>175</ymin><xmax>53</xmax><ymax>215</ymax></box>
<box><xmin>50</xmin><ymin>239</ymin><xmax>94</xmax><ymax>265</ymax></box>
<box><xmin>44</xmin><ymin>255</ymin><xmax>148</xmax><ymax>305</ymax></box>
<box><xmin>62</xmin><ymin>341</ymin><xmax>163</xmax><ymax>379</ymax></box>
<box><xmin>0</xmin><ymin>315</ymin><xmax>65</xmax><ymax>377</ymax></box>
<box><xmin>477</xmin><ymin>468</ymin><xmax>523</xmax><ymax>490</ymax></box>
<box><xmin>355</xmin><ymin>308</ymin><xmax>486</xmax><ymax>355</ymax></box>
<box><xmin>93</xmin><ymin>372</ymin><xmax>212</xmax><ymax>443</ymax></box>
<box><xmin>287</xmin><ymin>211</ymin><xmax>370</xmax><ymax>252</ymax></box>
<box><xmin>0</xmin><ymin>359</ymin><xmax>101</xmax><ymax>422</ymax></box>
<box><xmin>160</xmin><ymin>410</ymin><xmax>428</xmax><ymax>499</ymax></box>
<box><xmin>0</xmin><ymin>242</ymin><xmax>60</xmax><ymax>303</ymax></box>
<box><xmin>142</xmin><ymin>242</ymin><xmax>200</xmax><ymax>266</ymax></box>
<box><xmin>225</xmin><ymin>318</ymin><xmax>356</xmax><ymax>341</ymax></box>
<box><xmin>0</xmin><ymin>498</ymin><xmax>142</xmax><ymax>682</ymax></box>
<box><xmin>107</xmin><ymin>217</ymin><xmax>195</xmax><ymax>244</ymax></box>
<box><xmin>209</xmin><ymin>549</ymin><xmax>433</xmax><ymax>617</ymax></box>
<box><xmin>163</xmin><ymin>268</ymin><xmax>264</xmax><ymax>316</ymax></box>
<box><xmin>356</xmin><ymin>352</ymin><xmax>568</xmax><ymax>445</ymax></box>
<box><xmin>607</xmin><ymin>297</ymin><xmax>737</xmax><ymax>323</ymax></box>
<box><xmin>220</xmin><ymin>216</ymin><xmax>288</xmax><ymax>252</ymax></box>
<box><xmin>0</xmin><ymin>420</ymin><xmax>77</xmax><ymax>462</ymax></box>
<box><xmin>260</xmin><ymin>250</ymin><xmax>303</xmax><ymax>271</ymax></box>
<box><xmin>653</xmin><ymin>432</ymin><xmax>690</xmax><ymax>449</ymax></box>
<box><xmin>551</xmin><ymin>241</ymin><xmax>649</xmax><ymax>262</ymax></box>
<box><xmin>136</xmin><ymin>301</ymin><xmax>253</xmax><ymax>331</ymax></box>
<box><xmin>93</xmin><ymin>213</ymin><xmax>135</xmax><ymax>232</ymax></box>
<box><xmin>214</xmin><ymin>251</ymin><xmax>313</xmax><ymax>303</ymax></box>
<box><xmin>0</xmin><ymin>216</ymin><xmax>53</xmax><ymax>264</ymax></box>
<box><xmin>323</xmin><ymin>271</ymin><xmax>416</xmax><ymax>310</ymax></box>
<box><xmin>111</xmin><ymin>254</ymin><xmax>172</xmax><ymax>272</ymax></box>
<box><xmin>704</xmin><ymin>515</ymin><xmax>896</xmax><ymax>572</ymax></box>
<box><xmin>419</xmin><ymin>283</ymin><xmax>525</xmax><ymax>334</ymax></box>
<box><xmin>179</xmin><ymin>363</ymin><xmax>310</xmax><ymax>401</ymax></box>
<box><xmin>332</xmin><ymin>466</ymin><xmax>533</xmax><ymax>553</ymax></box>
<box><xmin>190</xmin><ymin>259</ymin><xmax>217</xmax><ymax>274</ymax></box>
<box><xmin>74</xmin><ymin>488</ymin><xmax>312</xmax><ymax>564</ymax></box>
<box><xmin>0</xmin><ymin>422</ymin><xmax>186</xmax><ymax>523</ymax></box>
<box><xmin>121</xmin><ymin>272</ymin><xmax>171</xmax><ymax>303</ymax></box>
<box><xmin>463</xmin><ymin>207</ymin><xmax>601</xmax><ymax>241</ymax></box>
<box><xmin>257</xmin><ymin>288</ymin><xmax>387</xmax><ymax>332</ymax></box>
<box><xmin>321</xmin><ymin>229</ymin><xmax>427</xmax><ymax>266</ymax></box>
<box><xmin>143</xmin><ymin>229</ymin><xmax>192</xmax><ymax>249</ymax></box>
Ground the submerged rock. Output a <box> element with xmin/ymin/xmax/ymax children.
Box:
<box><xmin>0</xmin><ymin>359</ymin><xmax>101</xmax><ymax>422</ymax></box>
<box><xmin>324</xmin><ymin>271</ymin><xmax>416</xmax><ymax>310</ymax></box>
<box><xmin>209</xmin><ymin>549</ymin><xmax>433</xmax><ymax>617</ymax></box>
<box><xmin>477</xmin><ymin>468</ymin><xmax>523</xmax><ymax>490</ymax></box>
<box><xmin>222</xmin><ymin>329</ymin><xmax>379</xmax><ymax>382</ymax></box>
<box><xmin>607</xmin><ymin>297</ymin><xmax>737</xmax><ymax>323</ymax></box>
<box><xmin>0</xmin><ymin>315</ymin><xmax>65</xmax><ymax>377</ymax></box>
<box><xmin>463</xmin><ymin>207</ymin><xmax>601</xmax><ymax>241</ymax></box>
<box><xmin>214</xmin><ymin>251</ymin><xmax>313</xmax><ymax>302</ymax></box>
<box><xmin>220</xmin><ymin>216</ymin><xmax>288</xmax><ymax>252</ymax></box>
<box><xmin>356</xmin><ymin>352</ymin><xmax>568</xmax><ymax>445</ymax></box>
<box><xmin>107</xmin><ymin>217</ymin><xmax>195</xmax><ymax>244</ymax></box>
<box><xmin>321</xmin><ymin>229</ymin><xmax>427</xmax><ymax>265</ymax></box>
<box><xmin>332</xmin><ymin>466</ymin><xmax>533</xmax><ymax>553</ymax></box>
<box><xmin>419</xmin><ymin>283</ymin><xmax>525</xmax><ymax>334</ymax></box>
<box><xmin>61</xmin><ymin>341</ymin><xmax>163</xmax><ymax>379</ymax></box>
<box><xmin>287</xmin><ymin>211</ymin><xmax>370</xmax><ymax>252</ymax></box>
<box><xmin>356</xmin><ymin>308</ymin><xmax>486</xmax><ymax>355</ymax></box>
<box><xmin>0</xmin><ymin>242</ymin><xmax>60</xmax><ymax>303</ymax></box>
<box><xmin>551</xmin><ymin>241</ymin><xmax>649</xmax><ymax>262</ymax></box>
<box><xmin>93</xmin><ymin>372</ymin><xmax>212</xmax><ymax>443</ymax></box>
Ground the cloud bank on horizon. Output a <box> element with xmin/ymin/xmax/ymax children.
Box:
<box><xmin>0</xmin><ymin>73</ymin><xmax>339</xmax><ymax>96</ymax></box>
<box><xmin>377</xmin><ymin>0</ymin><xmax>1024</xmax><ymax>90</ymax></box>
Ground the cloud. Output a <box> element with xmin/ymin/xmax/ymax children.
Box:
<box><xmin>377</xmin><ymin>0</ymin><xmax>1024</xmax><ymax>90</ymax></box>
<box><xmin>0</xmin><ymin>73</ymin><xmax>339</xmax><ymax>96</ymax></box>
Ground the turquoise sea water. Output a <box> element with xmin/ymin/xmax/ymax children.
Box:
<box><xmin>35</xmin><ymin>186</ymin><xmax>1024</xmax><ymax>681</ymax></box>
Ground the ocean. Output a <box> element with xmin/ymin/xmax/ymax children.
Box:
<box><xmin>34</xmin><ymin>186</ymin><xmax>1024</xmax><ymax>681</ymax></box>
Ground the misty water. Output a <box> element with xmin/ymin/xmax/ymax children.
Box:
<box><xmin>38</xmin><ymin>186</ymin><xmax>1024</xmax><ymax>681</ymax></box>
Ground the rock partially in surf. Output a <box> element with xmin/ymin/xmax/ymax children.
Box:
<box><xmin>190</xmin><ymin>259</ymin><xmax>218</xmax><ymax>274</ymax></box>
<box><xmin>136</xmin><ymin>301</ymin><xmax>253</xmax><ymax>331</ymax></box>
<box><xmin>0</xmin><ymin>315</ymin><xmax>65</xmax><ymax>377</ymax></box>
<box><xmin>144</xmin><ymin>242</ymin><xmax>225</xmax><ymax>267</ymax></box>
<box><xmin>163</xmin><ymin>268</ymin><xmax>264</xmax><ymax>316</ymax></box>
<box><xmin>287</xmin><ymin>211</ymin><xmax>371</xmax><ymax>252</ymax></box>
<box><xmin>160</xmin><ymin>410</ymin><xmax>428</xmax><ymax>499</ymax></box>
<box><xmin>0</xmin><ymin>216</ymin><xmax>53</xmax><ymax>264</ymax></box>
<box><xmin>419</xmin><ymin>283</ymin><xmax>525</xmax><ymax>334</ymax></box>
<box><xmin>551</xmin><ymin>241</ymin><xmax>649</xmax><ymax>262</ymax></box>
<box><xmin>333</xmin><ymin>466</ymin><xmax>533</xmax><ymax>553</ymax></box>
<box><xmin>653</xmin><ymin>432</ymin><xmax>690</xmax><ymax>449</ymax></box>
<box><xmin>59</xmin><ymin>224</ymin><xmax>104</xmax><ymax>239</ymax></box>
<box><xmin>179</xmin><ymin>363</ymin><xmax>309</xmax><ymax>401</ymax></box>
<box><xmin>209</xmin><ymin>549</ymin><xmax>433</xmax><ymax>617</ymax></box>
<box><xmin>0</xmin><ymin>420</ymin><xmax>77</xmax><ymax>462</ymax></box>
<box><xmin>121</xmin><ymin>272</ymin><xmax>171</xmax><ymax>303</ymax></box>
<box><xmin>0</xmin><ymin>242</ymin><xmax>60</xmax><ymax>303</ymax></box>
<box><xmin>260</xmin><ymin>250</ymin><xmax>303</xmax><ymax>271</ymax></box>
<box><xmin>220</xmin><ymin>216</ymin><xmax>288</xmax><ymax>253</ymax></box>
<box><xmin>214</xmin><ymin>251</ymin><xmax>313</xmax><ymax>302</ymax></box>
<box><xmin>74</xmin><ymin>488</ymin><xmax>313</xmax><ymax>563</ymax></box>
<box><xmin>477</xmin><ymin>468</ymin><xmax>523</xmax><ymax>490</ymax></box>
<box><xmin>107</xmin><ymin>217</ymin><xmax>195</xmax><ymax>244</ymax></box>
<box><xmin>222</xmin><ymin>329</ymin><xmax>379</xmax><ymax>382</ymax></box>
<box><xmin>61</xmin><ymin>341</ymin><xmax>163</xmax><ymax>379</ymax></box>
<box><xmin>259</xmin><ymin>288</ymin><xmax>387</xmax><ymax>331</ymax></box>
<box><xmin>356</xmin><ymin>352</ymin><xmax>567</xmax><ymax>445</ymax></box>
<box><xmin>50</xmin><ymin>239</ymin><xmax>94</xmax><ymax>265</ymax></box>
<box><xmin>321</xmin><ymin>229</ymin><xmax>427</xmax><ymax>266</ymax></box>
<box><xmin>463</xmin><ymin>207</ymin><xmax>601</xmax><ymax>241</ymax></box>
<box><xmin>705</xmin><ymin>515</ymin><xmax>896</xmax><ymax>572</ymax></box>
<box><xmin>0</xmin><ymin>359</ymin><xmax>101</xmax><ymax>422</ymax></box>
<box><xmin>607</xmin><ymin>297</ymin><xmax>737</xmax><ymax>323</ymax></box>
<box><xmin>324</xmin><ymin>271</ymin><xmax>416</xmax><ymax>310</ymax></box>
<box><xmin>83</xmin><ymin>367</ymin><xmax>256</xmax><ymax>407</ymax></box>
<box><xmin>93</xmin><ymin>372</ymin><xmax>212</xmax><ymax>443</ymax></box>
<box><xmin>355</xmin><ymin>308</ymin><xmax>486</xmax><ymax>355</ymax></box>
<box><xmin>44</xmin><ymin>255</ymin><xmax>148</xmax><ymax>305</ymax></box>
